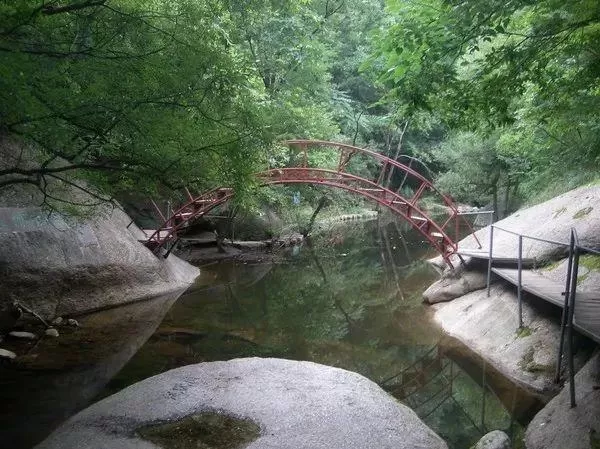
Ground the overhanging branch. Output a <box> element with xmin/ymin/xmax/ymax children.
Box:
<box><xmin>42</xmin><ymin>1</ymin><xmax>108</xmax><ymax>16</ymax></box>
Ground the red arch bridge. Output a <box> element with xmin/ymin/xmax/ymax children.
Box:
<box><xmin>140</xmin><ymin>140</ymin><xmax>481</xmax><ymax>267</ymax></box>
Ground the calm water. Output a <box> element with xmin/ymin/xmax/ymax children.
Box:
<box><xmin>100</xmin><ymin>219</ymin><xmax>539</xmax><ymax>449</ymax></box>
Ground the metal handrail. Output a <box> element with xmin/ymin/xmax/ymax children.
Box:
<box><xmin>485</xmin><ymin>224</ymin><xmax>599</xmax><ymax>409</ymax></box>
<box><xmin>578</xmin><ymin>244</ymin><xmax>600</xmax><ymax>255</ymax></box>
<box><xmin>490</xmin><ymin>225</ymin><xmax>569</xmax><ymax>247</ymax></box>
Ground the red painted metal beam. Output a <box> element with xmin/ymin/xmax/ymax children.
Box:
<box><xmin>142</xmin><ymin>140</ymin><xmax>482</xmax><ymax>266</ymax></box>
<box><xmin>257</xmin><ymin>168</ymin><xmax>456</xmax><ymax>262</ymax></box>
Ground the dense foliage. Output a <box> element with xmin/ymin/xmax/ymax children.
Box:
<box><xmin>1</xmin><ymin>0</ymin><xmax>597</xmax><ymax>211</ymax></box>
<box><xmin>372</xmin><ymin>0</ymin><xmax>600</xmax><ymax>206</ymax></box>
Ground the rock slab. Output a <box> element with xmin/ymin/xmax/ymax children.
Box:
<box><xmin>36</xmin><ymin>358</ymin><xmax>448</xmax><ymax>449</ymax></box>
<box><xmin>423</xmin><ymin>264</ymin><xmax>487</xmax><ymax>304</ymax></box>
<box><xmin>433</xmin><ymin>284</ymin><xmax>560</xmax><ymax>396</ymax></box>
<box><xmin>526</xmin><ymin>353</ymin><xmax>600</xmax><ymax>449</ymax></box>
<box><xmin>474</xmin><ymin>430</ymin><xmax>511</xmax><ymax>449</ymax></box>
<box><xmin>0</xmin><ymin>348</ymin><xmax>16</xmax><ymax>360</ymax></box>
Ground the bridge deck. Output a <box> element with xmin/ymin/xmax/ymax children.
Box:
<box><xmin>493</xmin><ymin>267</ymin><xmax>600</xmax><ymax>341</ymax></box>
<box><xmin>492</xmin><ymin>267</ymin><xmax>567</xmax><ymax>307</ymax></box>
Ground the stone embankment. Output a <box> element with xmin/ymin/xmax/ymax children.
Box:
<box><xmin>423</xmin><ymin>185</ymin><xmax>600</xmax><ymax>449</ymax></box>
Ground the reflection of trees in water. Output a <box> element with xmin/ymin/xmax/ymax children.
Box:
<box><xmin>107</xmin><ymin>220</ymin><xmax>530</xmax><ymax>449</ymax></box>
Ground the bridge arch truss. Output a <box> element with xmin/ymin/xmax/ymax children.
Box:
<box><xmin>141</xmin><ymin>140</ymin><xmax>480</xmax><ymax>266</ymax></box>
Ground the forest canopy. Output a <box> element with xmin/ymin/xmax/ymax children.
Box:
<box><xmin>0</xmin><ymin>0</ymin><xmax>598</xmax><ymax>210</ymax></box>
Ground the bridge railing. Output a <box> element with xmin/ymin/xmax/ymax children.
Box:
<box><xmin>485</xmin><ymin>224</ymin><xmax>570</xmax><ymax>327</ymax></box>
<box><xmin>284</xmin><ymin>140</ymin><xmax>484</xmax><ymax>254</ymax></box>
<box><xmin>485</xmin><ymin>224</ymin><xmax>600</xmax><ymax>408</ymax></box>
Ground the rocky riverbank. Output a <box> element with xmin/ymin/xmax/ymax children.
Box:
<box><xmin>0</xmin><ymin>206</ymin><xmax>198</xmax><ymax>324</ymax></box>
<box><xmin>179</xmin><ymin>210</ymin><xmax>379</xmax><ymax>265</ymax></box>
<box><xmin>423</xmin><ymin>185</ymin><xmax>600</xmax><ymax>448</ymax></box>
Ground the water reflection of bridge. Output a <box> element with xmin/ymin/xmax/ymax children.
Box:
<box><xmin>379</xmin><ymin>343</ymin><xmax>541</xmax><ymax>443</ymax></box>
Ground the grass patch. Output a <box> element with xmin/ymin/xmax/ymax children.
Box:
<box><xmin>580</xmin><ymin>254</ymin><xmax>600</xmax><ymax>271</ymax></box>
<box><xmin>522</xmin><ymin>170</ymin><xmax>600</xmax><ymax>206</ymax></box>
<box><xmin>518</xmin><ymin>347</ymin><xmax>535</xmax><ymax>370</ymax></box>
<box><xmin>518</xmin><ymin>345</ymin><xmax>552</xmax><ymax>374</ymax></box>
<box><xmin>573</xmin><ymin>206</ymin><xmax>593</xmax><ymax>219</ymax></box>
<box><xmin>542</xmin><ymin>260</ymin><xmax>562</xmax><ymax>271</ymax></box>
<box><xmin>553</xmin><ymin>207</ymin><xmax>567</xmax><ymax>218</ymax></box>
<box><xmin>516</xmin><ymin>326</ymin><xmax>533</xmax><ymax>338</ymax></box>
<box><xmin>138</xmin><ymin>412</ymin><xmax>261</xmax><ymax>449</ymax></box>
<box><xmin>577</xmin><ymin>272</ymin><xmax>590</xmax><ymax>285</ymax></box>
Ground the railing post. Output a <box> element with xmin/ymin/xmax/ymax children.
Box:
<box><xmin>517</xmin><ymin>234</ymin><xmax>523</xmax><ymax>329</ymax></box>
<box><xmin>555</xmin><ymin>229</ymin><xmax>575</xmax><ymax>383</ymax></box>
<box><xmin>455</xmin><ymin>213</ymin><xmax>459</xmax><ymax>247</ymax></box>
<box><xmin>487</xmin><ymin>225</ymin><xmax>494</xmax><ymax>297</ymax></box>
<box><xmin>566</xmin><ymin>236</ymin><xmax>579</xmax><ymax>408</ymax></box>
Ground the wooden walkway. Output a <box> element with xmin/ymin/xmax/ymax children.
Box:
<box><xmin>492</xmin><ymin>267</ymin><xmax>600</xmax><ymax>341</ymax></box>
<box><xmin>457</xmin><ymin>249</ymin><xmax>538</xmax><ymax>267</ymax></box>
<box><xmin>492</xmin><ymin>268</ymin><xmax>566</xmax><ymax>308</ymax></box>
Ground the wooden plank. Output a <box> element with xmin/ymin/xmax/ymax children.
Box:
<box><xmin>574</xmin><ymin>294</ymin><xmax>600</xmax><ymax>342</ymax></box>
<box><xmin>494</xmin><ymin>268</ymin><xmax>600</xmax><ymax>344</ymax></box>
<box><xmin>492</xmin><ymin>268</ymin><xmax>566</xmax><ymax>307</ymax></box>
<box><xmin>457</xmin><ymin>249</ymin><xmax>538</xmax><ymax>267</ymax></box>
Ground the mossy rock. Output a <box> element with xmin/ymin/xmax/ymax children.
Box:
<box><xmin>580</xmin><ymin>255</ymin><xmax>600</xmax><ymax>272</ymax></box>
<box><xmin>573</xmin><ymin>206</ymin><xmax>593</xmax><ymax>219</ymax></box>
<box><xmin>138</xmin><ymin>412</ymin><xmax>261</xmax><ymax>449</ymax></box>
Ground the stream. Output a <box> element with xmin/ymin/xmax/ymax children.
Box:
<box><xmin>1</xmin><ymin>218</ymin><xmax>542</xmax><ymax>449</ymax></box>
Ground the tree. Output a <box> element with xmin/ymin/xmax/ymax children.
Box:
<box><xmin>370</xmin><ymin>0</ymin><xmax>600</xmax><ymax>200</ymax></box>
<box><xmin>0</xmin><ymin>1</ymin><xmax>272</xmax><ymax>206</ymax></box>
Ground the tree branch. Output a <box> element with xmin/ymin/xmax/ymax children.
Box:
<box><xmin>42</xmin><ymin>1</ymin><xmax>107</xmax><ymax>16</ymax></box>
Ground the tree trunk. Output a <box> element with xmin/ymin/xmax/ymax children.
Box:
<box><xmin>503</xmin><ymin>178</ymin><xmax>511</xmax><ymax>219</ymax></box>
<box><xmin>302</xmin><ymin>195</ymin><xmax>327</xmax><ymax>237</ymax></box>
<box><xmin>385</xmin><ymin>120</ymin><xmax>409</xmax><ymax>188</ymax></box>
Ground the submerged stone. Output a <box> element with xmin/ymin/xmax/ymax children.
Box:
<box><xmin>45</xmin><ymin>328</ymin><xmax>59</xmax><ymax>338</ymax></box>
<box><xmin>138</xmin><ymin>412</ymin><xmax>260</xmax><ymax>449</ymax></box>
<box><xmin>0</xmin><ymin>348</ymin><xmax>17</xmax><ymax>360</ymax></box>
<box><xmin>473</xmin><ymin>430</ymin><xmax>510</xmax><ymax>449</ymax></box>
<box><xmin>9</xmin><ymin>331</ymin><xmax>37</xmax><ymax>340</ymax></box>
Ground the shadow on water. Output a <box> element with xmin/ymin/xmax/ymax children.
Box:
<box><xmin>0</xmin><ymin>218</ymin><xmax>543</xmax><ymax>449</ymax></box>
<box><xmin>0</xmin><ymin>289</ymin><xmax>186</xmax><ymax>449</ymax></box>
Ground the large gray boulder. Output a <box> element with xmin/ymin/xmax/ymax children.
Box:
<box><xmin>36</xmin><ymin>358</ymin><xmax>449</xmax><ymax>449</ymax></box>
<box><xmin>459</xmin><ymin>186</ymin><xmax>600</xmax><ymax>262</ymax></box>
<box><xmin>0</xmin><ymin>138</ymin><xmax>199</xmax><ymax>321</ymax></box>
<box><xmin>0</xmin><ymin>206</ymin><xmax>198</xmax><ymax>320</ymax></box>
<box><xmin>423</xmin><ymin>264</ymin><xmax>487</xmax><ymax>304</ymax></box>
<box><xmin>525</xmin><ymin>353</ymin><xmax>600</xmax><ymax>449</ymax></box>
<box><xmin>433</xmin><ymin>283</ymin><xmax>560</xmax><ymax>396</ymax></box>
